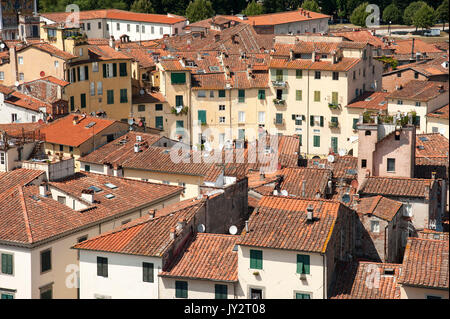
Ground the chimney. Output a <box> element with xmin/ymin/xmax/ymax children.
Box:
<box><xmin>259</xmin><ymin>172</ymin><xmax>265</xmax><ymax>181</ymax></box>
<box><xmin>424</xmin><ymin>185</ymin><xmax>430</xmax><ymax>200</ymax></box>
<box><xmin>431</xmin><ymin>171</ymin><xmax>437</xmax><ymax>180</ymax></box>
<box><xmin>306</xmin><ymin>205</ymin><xmax>314</xmax><ymax>221</ymax></box>
<box><xmin>301</xmin><ymin>180</ymin><xmax>306</xmax><ymax>197</ymax></box>
<box><xmin>9</xmin><ymin>46</ymin><xmax>18</xmax><ymax>83</ymax></box>
<box><xmin>39</xmin><ymin>183</ymin><xmax>47</xmax><ymax>197</ymax></box>
<box><xmin>81</xmin><ymin>189</ymin><xmax>95</xmax><ymax>203</ymax></box>
<box><xmin>289</xmin><ymin>49</ymin><xmax>294</xmax><ymax>61</ymax></box>
<box><xmin>72</xmin><ymin>115</ymin><xmax>79</xmax><ymax>125</ymax></box>
<box><xmin>134</xmin><ymin>143</ymin><xmax>140</xmax><ymax>153</ymax></box>
<box><xmin>109</xmin><ymin>36</ymin><xmax>115</xmax><ymax>49</ymax></box>
<box><xmin>169</xmin><ymin>227</ymin><xmax>176</xmax><ymax>240</ymax></box>
<box><xmin>411</xmin><ymin>38</ymin><xmax>415</xmax><ymax>60</ymax></box>
<box><xmin>148</xmin><ymin>209</ymin><xmax>156</xmax><ymax>219</ymax></box>
<box><xmin>176</xmin><ymin>218</ymin><xmax>186</xmax><ymax>231</ymax></box>
<box><xmin>245</xmin><ymin>220</ymin><xmax>249</xmax><ymax>232</ymax></box>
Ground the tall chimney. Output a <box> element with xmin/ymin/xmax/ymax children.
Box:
<box><xmin>39</xmin><ymin>183</ymin><xmax>47</xmax><ymax>197</ymax></box>
<box><xmin>411</xmin><ymin>38</ymin><xmax>415</xmax><ymax>60</ymax></box>
<box><xmin>245</xmin><ymin>220</ymin><xmax>249</xmax><ymax>232</ymax></box>
<box><xmin>109</xmin><ymin>36</ymin><xmax>115</xmax><ymax>49</ymax></box>
<box><xmin>81</xmin><ymin>189</ymin><xmax>94</xmax><ymax>203</ymax></box>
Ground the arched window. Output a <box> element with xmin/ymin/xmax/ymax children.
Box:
<box><xmin>365</xmin><ymin>130</ymin><xmax>371</xmax><ymax>136</ymax></box>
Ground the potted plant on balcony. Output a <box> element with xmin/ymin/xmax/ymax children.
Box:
<box><xmin>273</xmin><ymin>98</ymin><xmax>285</xmax><ymax>105</ymax></box>
<box><xmin>328</xmin><ymin>103</ymin><xmax>340</xmax><ymax>110</ymax></box>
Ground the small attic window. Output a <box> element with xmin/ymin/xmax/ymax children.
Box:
<box><xmin>105</xmin><ymin>194</ymin><xmax>115</xmax><ymax>199</ymax></box>
<box><xmin>232</xmin><ymin>245</ymin><xmax>238</xmax><ymax>252</ymax></box>
<box><xmin>31</xmin><ymin>195</ymin><xmax>41</xmax><ymax>202</ymax></box>
<box><xmin>88</xmin><ymin>186</ymin><xmax>102</xmax><ymax>192</ymax></box>
<box><xmin>383</xmin><ymin>268</ymin><xmax>395</xmax><ymax>276</ymax></box>
<box><xmin>85</xmin><ymin>122</ymin><xmax>96</xmax><ymax>129</ymax></box>
<box><xmin>417</xmin><ymin>145</ymin><xmax>425</xmax><ymax>150</ymax></box>
<box><xmin>209</xmin><ymin>66</ymin><xmax>220</xmax><ymax>72</ymax></box>
<box><xmin>104</xmin><ymin>183</ymin><xmax>118</xmax><ymax>189</ymax></box>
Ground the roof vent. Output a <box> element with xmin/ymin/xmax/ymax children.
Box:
<box><xmin>81</xmin><ymin>189</ymin><xmax>95</xmax><ymax>203</ymax></box>
<box><xmin>306</xmin><ymin>205</ymin><xmax>314</xmax><ymax>221</ymax></box>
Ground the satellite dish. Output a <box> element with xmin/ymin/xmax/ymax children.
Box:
<box><xmin>139</xmin><ymin>89</ymin><xmax>145</xmax><ymax>95</ymax></box>
<box><xmin>229</xmin><ymin>225</ymin><xmax>238</xmax><ymax>235</ymax></box>
<box><xmin>0</xmin><ymin>43</ymin><xmax>5</xmax><ymax>48</ymax></box>
<box><xmin>14</xmin><ymin>81</ymin><xmax>19</xmax><ymax>87</ymax></box>
<box><xmin>327</xmin><ymin>154</ymin><xmax>335</xmax><ymax>163</ymax></box>
<box><xmin>280</xmin><ymin>190</ymin><xmax>288</xmax><ymax>196</ymax></box>
<box><xmin>127</xmin><ymin>118</ymin><xmax>134</xmax><ymax>125</ymax></box>
<box><xmin>338</xmin><ymin>149</ymin><xmax>346</xmax><ymax>156</ymax></box>
<box><xmin>197</xmin><ymin>224</ymin><xmax>205</xmax><ymax>233</ymax></box>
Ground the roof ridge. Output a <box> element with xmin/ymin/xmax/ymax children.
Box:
<box><xmin>368</xmin><ymin>195</ymin><xmax>383</xmax><ymax>214</ymax></box>
<box><xmin>18</xmin><ymin>186</ymin><xmax>33</xmax><ymax>243</ymax></box>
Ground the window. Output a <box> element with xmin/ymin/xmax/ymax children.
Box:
<box><xmin>155</xmin><ymin>116</ymin><xmax>163</xmax><ymax>130</ymax></box>
<box><xmin>397</xmin><ymin>100</ymin><xmax>403</xmax><ymax>105</ymax></box>
<box><xmin>90</xmin><ymin>82</ymin><xmax>95</xmax><ymax>96</ymax></box>
<box><xmin>1</xmin><ymin>253</ymin><xmax>13</xmax><ymax>275</ymax></box>
<box><xmin>107</xmin><ymin>90</ymin><xmax>114</xmax><ymax>104</ymax></box>
<box><xmin>361</xmin><ymin>159</ymin><xmax>367</xmax><ymax>168</ymax></box>
<box><xmin>332</xmin><ymin>72</ymin><xmax>339</xmax><ymax>80</ymax></box>
<box><xmin>127</xmin><ymin>24</ymin><xmax>130</xmax><ymax>32</ymax></box>
<box><xmin>59</xmin><ymin>144</ymin><xmax>64</xmax><ymax>152</ymax></box>
<box><xmin>1</xmin><ymin>293</ymin><xmax>14</xmax><ymax>299</ymax></box>
<box><xmin>313</xmin><ymin>135</ymin><xmax>320</xmax><ymax>147</ymax></box>
<box><xmin>250</xmin><ymin>250</ymin><xmax>263</xmax><ymax>269</ymax></box>
<box><xmin>258</xmin><ymin>111</ymin><xmax>265</xmax><ymax>124</ymax></box>
<box><xmin>219</xmin><ymin>105</ymin><xmax>225</xmax><ymax>111</ymax></box>
<box><xmin>142</xmin><ymin>25</ymin><xmax>145</xmax><ymax>33</ymax></box>
<box><xmin>175</xmin><ymin>281</ymin><xmax>188</xmax><ymax>298</ymax></box>
<box><xmin>296</xmin><ymin>90</ymin><xmax>302</xmax><ymax>101</ymax></box>
<box><xmin>0</xmin><ymin>71</ymin><xmax>4</xmax><ymax>80</ymax></box>
<box><xmin>78</xmin><ymin>93</ymin><xmax>86</xmax><ymax>108</ymax></box>
<box><xmin>116</xmin><ymin>23</ymin><xmax>120</xmax><ymax>31</ymax></box>
<box><xmin>70</xmin><ymin>96</ymin><xmax>75</xmax><ymax>111</ymax></box>
<box><xmin>11</xmin><ymin>114</ymin><xmax>17</xmax><ymax>123</ymax></box>
<box><xmin>171</xmin><ymin>72</ymin><xmax>186</xmax><ymax>84</ymax></box>
<box><xmin>155</xmin><ymin>104</ymin><xmax>163</xmax><ymax>111</ymax></box>
<box><xmin>219</xmin><ymin>116</ymin><xmax>225</xmax><ymax>123</ymax></box>
<box><xmin>97</xmin><ymin>257</ymin><xmax>108</xmax><ymax>277</ymax></box>
<box><xmin>215</xmin><ymin>284</ymin><xmax>228</xmax><ymax>299</ymax></box>
<box><xmin>175</xmin><ymin>95</ymin><xmax>183</xmax><ymax>107</ymax></box>
<box><xmin>106</xmin><ymin>24</ymin><xmax>109</xmax><ymax>31</ymax></box>
<box><xmin>0</xmin><ymin>152</ymin><xmax>5</xmax><ymax>165</ymax></box>
<box><xmin>69</xmin><ymin>146</ymin><xmax>73</xmax><ymax>153</ymax></box>
<box><xmin>314</xmin><ymin>91</ymin><xmax>320</xmax><ymax>102</ymax></box>
<box><xmin>197</xmin><ymin>90</ymin><xmax>206</xmax><ymax>98</ymax></box>
<box><xmin>275</xmin><ymin>69</ymin><xmax>283</xmax><ymax>82</ymax></box>
<box><xmin>18</xmin><ymin>56</ymin><xmax>23</xmax><ymax>64</ymax></box>
<box><xmin>103</xmin><ymin>63</ymin><xmax>116</xmax><ymax>78</ymax></box>
<box><xmin>297</xmin><ymin>254</ymin><xmax>310</xmax><ymax>274</ymax></box>
<box><xmin>98</xmin><ymin>22</ymin><xmax>102</xmax><ymax>29</ymax></box>
<box><xmin>238</xmin><ymin>89</ymin><xmax>245</xmax><ymax>103</ymax></box>
<box><xmin>414</xmin><ymin>72</ymin><xmax>419</xmax><ymax>79</ymax></box>
<box><xmin>238</xmin><ymin>111</ymin><xmax>246</xmax><ymax>123</ymax></box>
<box><xmin>40</xmin><ymin>286</ymin><xmax>52</xmax><ymax>299</ymax></box>
<box><xmin>40</xmin><ymin>249</ymin><xmax>51</xmax><ymax>273</ymax></box>
<box><xmin>414</xmin><ymin>115</ymin><xmax>420</xmax><ymax>127</ymax></box>
<box><xmin>54</xmin><ymin>61</ymin><xmax>59</xmax><ymax>68</ymax></box>
<box><xmin>84</xmin><ymin>164</ymin><xmax>90</xmax><ymax>172</ymax></box>
<box><xmin>331</xmin><ymin>137</ymin><xmax>338</xmax><ymax>153</ymax></box>
<box><xmin>160</xmin><ymin>27</ymin><xmax>163</xmax><ymax>34</ymax></box>
<box><xmin>138</xmin><ymin>104</ymin><xmax>145</xmax><ymax>112</ymax></box>
<box><xmin>314</xmin><ymin>71</ymin><xmax>321</xmax><ymax>79</ymax></box>
<box><xmin>238</xmin><ymin>129</ymin><xmax>245</xmax><ymax>140</ymax></box>
<box><xmin>97</xmin><ymin>82</ymin><xmax>103</xmax><ymax>95</ymax></box>
<box><xmin>120</xmin><ymin>89</ymin><xmax>128</xmax><ymax>103</ymax></box>
<box><xmin>295</xmin><ymin>293</ymin><xmax>310</xmax><ymax>299</ymax></box>
<box><xmin>258</xmin><ymin>89</ymin><xmax>265</xmax><ymax>100</ymax></box>
<box><xmin>198</xmin><ymin>110</ymin><xmax>207</xmax><ymax>125</ymax></box>
<box><xmin>296</xmin><ymin>69</ymin><xmax>303</xmax><ymax>79</ymax></box>
<box><xmin>371</xmin><ymin>220</ymin><xmax>380</xmax><ymax>233</ymax></box>
<box><xmin>151</xmin><ymin>26</ymin><xmax>154</xmax><ymax>34</ymax></box>
<box><xmin>218</xmin><ymin>89</ymin><xmax>226</xmax><ymax>98</ymax></box>
<box><xmin>353</xmin><ymin>71</ymin><xmax>356</xmax><ymax>79</ymax></box>
<box><xmin>387</xmin><ymin>158</ymin><xmax>395</xmax><ymax>172</ymax></box>
<box><xmin>210</xmin><ymin>90</ymin><xmax>214</xmax><ymax>98</ymax></box>
<box><xmin>275</xmin><ymin>113</ymin><xmax>283</xmax><ymax>125</ymax></box>
<box><xmin>250</xmin><ymin>288</ymin><xmax>262</xmax><ymax>299</ymax></box>
<box><xmin>119</xmin><ymin>63</ymin><xmax>127</xmax><ymax>77</ymax></box>
<box><xmin>353</xmin><ymin>118</ymin><xmax>359</xmax><ymax>130</ymax></box>
<box><xmin>142</xmin><ymin>262</ymin><xmax>154</xmax><ymax>282</ymax></box>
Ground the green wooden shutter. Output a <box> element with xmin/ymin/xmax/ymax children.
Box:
<box><xmin>238</xmin><ymin>89</ymin><xmax>245</xmax><ymax>102</ymax></box>
<box><xmin>310</xmin><ymin>115</ymin><xmax>314</xmax><ymax>127</ymax></box>
<box><xmin>313</xmin><ymin>136</ymin><xmax>320</xmax><ymax>147</ymax></box>
<box><xmin>218</xmin><ymin>89</ymin><xmax>225</xmax><ymax>97</ymax></box>
<box><xmin>296</xmin><ymin>293</ymin><xmax>310</xmax><ymax>299</ymax></box>
<box><xmin>258</xmin><ymin>89</ymin><xmax>265</xmax><ymax>99</ymax></box>
<box><xmin>215</xmin><ymin>284</ymin><xmax>228</xmax><ymax>299</ymax></box>
<box><xmin>175</xmin><ymin>281</ymin><xmax>188</xmax><ymax>298</ymax></box>
<box><xmin>120</xmin><ymin>89</ymin><xmax>128</xmax><ymax>103</ymax></box>
<box><xmin>171</xmin><ymin>72</ymin><xmax>186</xmax><ymax>84</ymax></box>
<box><xmin>119</xmin><ymin>63</ymin><xmax>127</xmax><ymax>76</ymax></box>
<box><xmin>296</xmin><ymin>69</ymin><xmax>302</xmax><ymax>79</ymax></box>
<box><xmin>353</xmin><ymin>118</ymin><xmax>359</xmax><ymax>130</ymax></box>
<box><xmin>296</xmin><ymin>90</ymin><xmax>302</xmax><ymax>101</ymax></box>
<box><xmin>198</xmin><ymin>110</ymin><xmax>206</xmax><ymax>124</ymax></box>
<box><xmin>297</xmin><ymin>254</ymin><xmax>310</xmax><ymax>274</ymax></box>
<box><xmin>276</xmin><ymin>113</ymin><xmax>283</xmax><ymax>124</ymax></box>
<box><xmin>314</xmin><ymin>91</ymin><xmax>320</xmax><ymax>102</ymax></box>
<box><xmin>112</xmin><ymin>63</ymin><xmax>117</xmax><ymax>77</ymax></box>
<box><xmin>143</xmin><ymin>262</ymin><xmax>154</xmax><ymax>282</ymax></box>
<box><xmin>84</xmin><ymin>65</ymin><xmax>89</xmax><ymax>80</ymax></box>
<box><xmin>155</xmin><ymin>116</ymin><xmax>163</xmax><ymax>130</ymax></box>
<box><xmin>250</xmin><ymin>250</ymin><xmax>263</xmax><ymax>269</ymax></box>
<box><xmin>77</xmin><ymin>67</ymin><xmax>80</xmax><ymax>81</ymax></box>
<box><xmin>107</xmin><ymin>90</ymin><xmax>114</xmax><ymax>104</ymax></box>
<box><xmin>320</xmin><ymin>116</ymin><xmax>324</xmax><ymax>127</ymax></box>
<box><xmin>102</xmin><ymin>64</ymin><xmax>107</xmax><ymax>78</ymax></box>
<box><xmin>70</xmin><ymin>96</ymin><xmax>75</xmax><ymax>111</ymax></box>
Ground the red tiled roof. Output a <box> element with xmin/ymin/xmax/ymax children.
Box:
<box><xmin>427</xmin><ymin>104</ymin><xmax>449</xmax><ymax>120</ymax></box>
<box><xmin>388</xmin><ymin>39</ymin><xmax>443</xmax><ymax>55</ymax></box>
<box><xmin>399</xmin><ymin>237</ymin><xmax>448</xmax><ymax>289</ymax></box>
<box><xmin>346</xmin><ymin>91</ymin><xmax>389</xmax><ymax>110</ymax></box>
<box><xmin>332</xmin><ymin>30</ymin><xmax>386</xmax><ymax>48</ymax></box>
<box><xmin>237</xmin><ymin>196</ymin><xmax>343</xmax><ymax>253</ymax></box>
<box><xmin>132</xmin><ymin>91</ymin><xmax>166</xmax><ymax>104</ymax></box>
<box><xmin>17</xmin><ymin>42</ymin><xmax>76</xmax><ymax>60</ymax></box>
<box><xmin>418</xmin><ymin>230</ymin><xmax>449</xmax><ymax>241</ymax></box>
<box><xmin>356</xmin><ymin>195</ymin><xmax>402</xmax><ymax>221</ymax></box>
<box><xmin>159</xmin><ymin>233</ymin><xmax>238</xmax><ymax>282</ymax></box>
<box><xmin>279</xmin><ymin>167</ymin><xmax>331</xmax><ymax>198</ymax></box>
<box><xmin>159</xmin><ymin>59</ymin><xmax>189</xmax><ymax>71</ymax></box>
<box><xmin>0</xmin><ymin>169</ymin><xmax>45</xmax><ymax>195</ymax></box>
<box><xmin>331</xmin><ymin>261</ymin><xmax>401</xmax><ymax>299</ymax></box>
<box><xmin>308</xmin><ymin>155</ymin><xmax>358</xmax><ymax>180</ymax></box>
<box><xmin>359</xmin><ymin>176</ymin><xmax>434</xmax><ymax>198</ymax></box>
<box><xmin>0</xmin><ymin>84</ymin><xmax>14</xmax><ymax>95</ymax></box>
<box><xmin>3</xmin><ymin>89</ymin><xmax>52</xmax><ymax>113</ymax></box>
<box><xmin>233</xmin><ymin>9</ymin><xmax>330</xmax><ymax>26</ymax></box>
<box><xmin>269</xmin><ymin>57</ymin><xmax>360</xmax><ymax>72</ymax></box>
<box><xmin>0</xmin><ymin>122</ymin><xmax>47</xmax><ymax>137</ymax></box>
<box><xmin>386</xmin><ymin>81</ymin><xmax>448</xmax><ymax>102</ymax></box>
<box><xmin>87</xmin><ymin>45</ymin><xmax>131</xmax><ymax>60</ymax></box>
<box><xmin>40</xmin><ymin>114</ymin><xmax>118</xmax><ymax>147</ymax></box>
<box><xmin>415</xmin><ymin>133</ymin><xmax>449</xmax><ymax>159</ymax></box>
<box><xmin>73</xmin><ymin>198</ymin><xmax>203</xmax><ymax>257</ymax></box>
<box><xmin>41</xmin><ymin>9</ymin><xmax>186</xmax><ymax>25</ymax></box>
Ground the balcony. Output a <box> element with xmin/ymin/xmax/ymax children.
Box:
<box><xmin>328</xmin><ymin>103</ymin><xmax>341</xmax><ymax>110</ymax></box>
<box><xmin>328</xmin><ymin>121</ymin><xmax>339</xmax><ymax>129</ymax></box>
<box><xmin>171</xmin><ymin>106</ymin><xmax>188</xmax><ymax>115</ymax></box>
<box><xmin>273</xmin><ymin>118</ymin><xmax>285</xmax><ymax>126</ymax></box>
<box><xmin>272</xmin><ymin>80</ymin><xmax>288</xmax><ymax>88</ymax></box>
<box><xmin>273</xmin><ymin>98</ymin><xmax>286</xmax><ymax>106</ymax></box>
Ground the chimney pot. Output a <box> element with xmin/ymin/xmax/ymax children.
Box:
<box><xmin>176</xmin><ymin>218</ymin><xmax>186</xmax><ymax>231</ymax></box>
<box><xmin>245</xmin><ymin>220</ymin><xmax>249</xmax><ymax>232</ymax></box>
<box><xmin>169</xmin><ymin>227</ymin><xmax>176</xmax><ymax>240</ymax></box>
<box><xmin>39</xmin><ymin>183</ymin><xmax>47</xmax><ymax>197</ymax></box>
<box><xmin>306</xmin><ymin>205</ymin><xmax>314</xmax><ymax>221</ymax></box>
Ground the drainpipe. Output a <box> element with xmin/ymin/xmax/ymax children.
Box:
<box><xmin>322</xmin><ymin>253</ymin><xmax>327</xmax><ymax>299</ymax></box>
<box><xmin>384</xmin><ymin>224</ymin><xmax>388</xmax><ymax>262</ymax></box>
<box><xmin>306</xmin><ymin>69</ymin><xmax>310</xmax><ymax>156</ymax></box>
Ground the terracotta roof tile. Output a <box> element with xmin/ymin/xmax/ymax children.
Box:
<box><xmin>399</xmin><ymin>237</ymin><xmax>448</xmax><ymax>289</ymax></box>
<box><xmin>346</xmin><ymin>91</ymin><xmax>389</xmax><ymax>110</ymax></box>
<box><xmin>237</xmin><ymin>196</ymin><xmax>342</xmax><ymax>253</ymax></box>
<box><xmin>415</xmin><ymin>133</ymin><xmax>449</xmax><ymax>159</ymax></box>
<box><xmin>386</xmin><ymin>81</ymin><xmax>448</xmax><ymax>102</ymax></box>
<box><xmin>236</xmin><ymin>9</ymin><xmax>330</xmax><ymax>26</ymax></box>
<box><xmin>278</xmin><ymin>167</ymin><xmax>331</xmax><ymax>198</ymax></box>
<box><xmin>356</xmin><ymin>195</ymin><xmax>402</xmax><ymax>221</ymax></box>
<box><xmin>427</xmin><ymin>104</ymin><xmax>449</xmax><ymax>120</ymax></box>
<box><xmin>359</xmin><ymin>176</ymin><xmax>434</xmax><ymax>198</ymax></box>
<box><xmin>159</xmin><ymin>233</ymin><xmax>238</xmax><ymax>282</ymax></box>
<box><xmin>17</xmin><ymin>42</ymin><xmax>76</xmax><ymax>60</ymax></box>
<box><xmin>308</xmin><ymin>155</ymin><xmax>358</xmax><ymax>180</ymax></box>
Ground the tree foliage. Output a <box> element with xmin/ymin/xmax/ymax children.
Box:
<box><xmin>403</xmin><ymin>1</ymin><xmax>426</xmax><ymax>26</ymax></box>
<box><xmin>130</xmin><ymin>0</ymin><xmax>155</xmax><ymax>13</ymax></box>
<box><xmin>185</xmin><ymin>0</ymin><xmax>215</xmax><ymax>23</ymax></box>
<box><xmin>350</xmin><ymin>1</ymin><xmax>370</xmax><ymax>27</ymax></box>
<box><xmin>242</xmin><ymin>1</ymin><xmax>265</xmax><ymax>16</ymax></box>
<box><xmin>412</xmin><ymin>3</ymin><xmax>436</xmax><ymax>29</ymax></box>
<box><xmin>301</xmin><ymin>0</ymin><xmax>321</xmax><ymax>13</ymax></box>
<box><xmin>436</xmin><ymin>0</ymin><xmax>449</xmax><ymax>24</ymax></box>
<box><xmin>382</xmin><ymin>3</ymin><xmax>402</xmax><ymax>24</ymax></box>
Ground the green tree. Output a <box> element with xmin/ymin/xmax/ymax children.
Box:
<box><xmin>436</xmin><ymin>0</ymin><xmax>449</xmax><ymax>31</ymax></box>
<box><xmin>403</xmin><ymin>1</ymin><xmax>426</xmax><ymax>26</ymax></box>
<box><xmin>242</xmin><ymin>1</ymin><xmax>264</xmax><ymax>16</ymax></box>
<box><xmin>350</xmin><ymin>2</ymin><xmax>370</xmax><ymax>27</ymax></box>
<box><xmin>412</xmin><ymin>3</ymin><xmax>436</xmax><ymax>30</ymax></box>
<box><xmin>301</xmin><ymin>0</ymin><xmax>321</xmax><ymax>13</ymax></box>
<box><xmin>131</xmin><ymin>0</ymin><xmax>155</xmax><ymax>13</ymax></box>
<box><xmin>185</xmin><ymin>0</ymin><xmax>215</xmax><ymax>23</ymax></box>
<box><xmin>382</xmin><ymin>3</ymin><xmax>402</xmax><ymax>24</ymax></box>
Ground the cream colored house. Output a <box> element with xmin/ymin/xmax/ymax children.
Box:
<box><xmin>426</xmin><ymin>104</ymin><xmax>449</xmax><ymax>139</ymax></box>
<box><xmin>0</xmin><ymin>168</ymin><xmax>183</xmax><ymax>299</ymax></box>
<box><xmin>237</xmin><ymin>195</ymin><xmax>355</xmax><ymax>299</ymax></box>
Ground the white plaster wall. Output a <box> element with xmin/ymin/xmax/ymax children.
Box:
<box><xmin>0</xmin><ymin>245</ymin><xmax>32</xmax><ymax>299</ymax></box>
<box><xmin>159</xmin><ymin>277</ymin><xmax>236</xmax><ymax>299</ymax></box>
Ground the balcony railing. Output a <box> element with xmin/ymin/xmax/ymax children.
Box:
<box><xmin>328</xmin><ymin>103</ymin><xmax>341</xmax><ymax>110</ymax></box>
<box><xmin>273</xmin><ymin>118</ymin><xmax>285</xmax><ymax>125</ymax></box>
<box><xmin>329</xmin><ymin>121</ymin><xmax>339</xmax><ymax>129</ymax></box>
<box><xmin>272</xmin><ymin>80</ymin><xmax>288</xmax><ymax>88</ymax></box>
<box><xmin>273</xmin><ymin>98</ymin><xmax>286</xmax><ymax>106</ymax></box>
